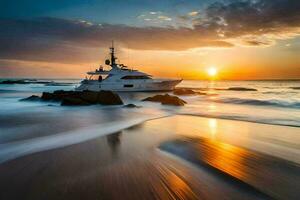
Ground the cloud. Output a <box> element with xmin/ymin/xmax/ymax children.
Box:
<box><xmin>188</xmin><ymin>11</ymin><xmax>199</xmax><ymax>16</ymax></box>
<box><xmin>0</xmin><ymin>17</ymin><xmax>233</xmax><ymax>63</ymax></box>
<box><xmin>196</xmin><ymin>0</ymin><xmax>300</xmax><ymax>40</ymax></box>
<box><xmin>157</xmin><ymin>16</ymin><xmax>172</xmax><ymax>21</ymax></box>
<box><xmin>0</xmin><ymin>0</ymin><xmax>300</xmax><ymax>63</ymax></box>
<box><xmin>243</xmin><ymin>40</ymin><xmax>272</xmax><ymax>46</ymax></box>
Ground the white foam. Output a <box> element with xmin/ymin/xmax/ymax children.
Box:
<box><xmin>0</xmin><ymin>115</ymin><xmax>165</xmax><ymax>163</ymax></box>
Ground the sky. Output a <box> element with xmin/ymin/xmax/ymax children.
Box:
<box><xmin>0</xmin><ymin>0</ymin><xmax>300</xmax><ymax>80</ymax></box>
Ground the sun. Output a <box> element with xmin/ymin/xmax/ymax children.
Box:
<box><xmin>207</xmin><ymin>67</ymin><xmax>218</xmax><ymax>77</ymax></box>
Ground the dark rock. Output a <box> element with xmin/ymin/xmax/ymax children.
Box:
<box><xmin>61</xmin><ymin>97</ymin><xmax>91</xmax><ymax>106</ymax></box>
<box><xmin>96</xmin><ymin>90</ymin><xmax>123</xmax><ymax>105</ymax></box>
<box><xmin>45</xmin><ymin>83</ymin><xmax>73</xmax><ymax>86</ymax></box>
<box><xmin>41</xmin><ymin>92</ymin><xmax>55</xmax><ymax>101</ymax></box>
<box><xmin>41</xmin><ymin>91</ymin><xmax>71</xmax><ymax>101</ymax></box>
<box><xmin>124</xmin><ymin>104</ymin><xmax>140</xmax><ymax>108</ymax></box>
<box><xmin>41</xmin><ymin>90</ymin><xmax>81</xmax><ymax>101</ymax></box>
<box><xmin>0</xmin><ymin>79</ymin><xmax>53</xmax><ymax>84</ymax></box>
<box><xmin>20</xmin><ymin>95</ymin><xmax>40</xmax><ymax>101</ymax></box>
<box><xmin>143</xmin><ymin>94</ymin><xmax>186</xmax><ymax>106</ymax></box>
<box><xmin>173</xmin><ymin>88</ymin><xmax>208</xmax><ymax>95</ymax></box>
<box><xmin>80</xmin><ymin>91</ymin><xmax>99</xmax><ymax>103</ymax></box>
<box><xmin>227</xmin><ymin>87</ymin><xmax>257</xmax><ymax>91</ymax></box>
<box><xmin>27</xmin><ymin>90</ymin><xmax>123</xmax><ymax>106</ymax></box>
<box><xmin>173</xmin><ymin>88</ymin><xmax>197</xmax><ymax>95</ymax></box>
<box><xmin>0</xmin><ymin>80</ymin><xmax>26</xmax><ymax>84</ymax></box>
<box><xmin>290</xmin><ymin>87</ymin><xmax>300</xmax><ymax>90</ymax></box>
<box><xmin>198</xmin><ymin>92</ymin><xmax>208</xmax><ymax>95</ymax></box>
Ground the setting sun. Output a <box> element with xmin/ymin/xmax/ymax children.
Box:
<box><xmin>207</xmin><ymin>67</ymin><xmax>218</xmax><ymax>77</ymax></box>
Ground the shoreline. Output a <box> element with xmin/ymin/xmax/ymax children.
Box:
<box><xmin>1</xmin><ymin>114</ymin><xmax>300</xmax><ymax>164</ymax></box>
<box><xmin>0</xmin><ymin>115</ymin><xmax>299</xmax><ymax>199</ymax></box>
<box><xmin>178</xmin><ymin>113</ymin><xmax>300</xmax><ymax>128</ymax></box>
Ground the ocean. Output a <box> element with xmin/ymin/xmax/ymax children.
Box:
<box><xmin>0</xmin><ymin>79</ymin><xmax>299</xmax><ymax>199</ymax></box>
<box><xmin>0</xmin><ymin>79</ymin><xmax>299</xmax><ymax>163</ymax></box>
<box><xmin>1</xmin><ymin>79</ymin><xmax>299</xmax><ymax>126</ymax></box>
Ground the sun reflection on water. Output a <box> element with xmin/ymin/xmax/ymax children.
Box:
<box><xmin>208</xmin><ymin>118</ymin><xmax>218</xmax><ymax>140</ymax></box>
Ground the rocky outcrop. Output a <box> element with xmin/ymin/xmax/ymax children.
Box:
<box><xmin>142</xmin><ymin>94</ymin><xmax>186</xmax><ymax>106</ymax></box>
<box><xmin>23</xmin><ymin>90</ymin><xmax>123</xmax><ymax>106</ymax></box>
<box><xmin>227</xmin><ymin>87</ymin><xmax>257</xmax><ymax>91</ymax></box>
<box><xmin>20</xmin><ymin>95</ymin><xmax>41</xmax><ymax>101</ymax></box>
<box><xmin>123</xmin><ymin>104</ymin><xmax>141</xmax><ymax>108</ymax></box>
<box><xmin>173</xmin><ymin>88</ymin><xmax>207</xmax><ymax>95</ymax></box>
<box><xmin>173</xmin><ymin>88</ymin><xmax>197</xmax><ymax>95</ymax></box>
<box><xmin>0</xmin><ymin>79</ymin><xmax>53</xmax><ymax>84</ymax></box>
<box><xmin>0</xmin><ymin>80</ymin><xmax>27</xmax><ymax>84</ymax></box>
<box><xmin>290</xmin><ymin>87</ymin><xmax>300</xmax><ymax>90</ymax></box>
<box><xmin>61</xmin><ymin>97</ymin><xmax>92</xmax><ymax>106</ymax></box>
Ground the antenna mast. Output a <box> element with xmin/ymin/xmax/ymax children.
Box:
<box><xmin>110</xmin><ymin>40</ymin><xmax>117</xmax><ymax>68</ymax></box>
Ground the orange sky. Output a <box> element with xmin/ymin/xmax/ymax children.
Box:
<box><xmin>1</xmin><ymin>0</ymin><xmax>300</xmax><ymax>80</ymax></box>
<box><xmin>2</xmin><ymin>41</ymin><xmax>299</xmax><ymax>80</ymax></box>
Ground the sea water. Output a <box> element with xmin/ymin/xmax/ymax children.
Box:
<box><xmin>0</xmin><ymin>79</ymin><xmax>299</xmax><ymax>163</ymax></box>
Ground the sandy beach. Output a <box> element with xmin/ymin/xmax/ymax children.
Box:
<box><xmin>0</xmin><ymin>115</ymin><xmax>299</xmax><ymax>200</ymax></box>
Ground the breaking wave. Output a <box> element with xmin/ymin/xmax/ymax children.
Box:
<box><xmin>215</xmin><ymin>97</ymin><xmax>300</xmax><ymax>109</ymax></box>
<box><xmin>0</xmin><ymin>114</ymin><xmax>169</xmax><ymax>164</ymax></box>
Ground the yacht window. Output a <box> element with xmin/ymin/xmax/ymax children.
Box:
<box><xmin>124</xmin><ymin>84</ymin><xmax>134</xmax><ymax>88</ymax></box>
<box><xmin>121</xmin><ymin>76</ymin><xmax>150</xmax><ymax>79</ymax></box>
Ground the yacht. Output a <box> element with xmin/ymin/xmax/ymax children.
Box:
<box><xmin>76</xmin><ymin>44</ymin><xmax>182</xmax><ymax>92</ymax></box>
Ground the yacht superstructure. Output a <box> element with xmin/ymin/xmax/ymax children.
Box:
<box><xmin>76</xmin><ymin>43</ymin><xmax>182</xmax><ymax>92</ymax></box>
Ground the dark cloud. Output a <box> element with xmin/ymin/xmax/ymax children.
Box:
<box><xmin>243</xmin><ymin>40</ymin><xmax>272</xmax><ymax>46</ymax></box>
<box><xmin>197</xmin><ymin>0</ymin><xmax>300</xmax><ymax>38</ymax></box>
<box><xmin>0</xmin><ymin>0</ymin><xmax>300</xmax><ymax>63</ymax></box>
<box><xmin>0</xmin><ymin>17</ymin><xmax>233</xmax><ymax>63</ymax></box>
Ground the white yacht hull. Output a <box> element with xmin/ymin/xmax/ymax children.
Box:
<box><xmin>76</xmin><ymin>79</ymin><xmax>182</xmax><ymax>92</ymax></box>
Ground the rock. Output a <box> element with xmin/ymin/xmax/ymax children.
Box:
<box><xmin>0</xmin><ymin>79</ymin><xmax>53</xmax><ymax>84</ymax></box>
<box><xmin>80</xmin><ymin>91</ymin><xmax>99</xmax><ymax>103</ymax></box>
<box><xmin>143</xmin><ymin>94</ymin><xmax>186</xmax><ymax>106</ymax></box>
<box><xmin>290</xmin><ymin>87</ymin><xmax>300</xmax><ymax>90</ymax></box>
<box><xmin>27</xmin><ymin>90</ymin><xmax>123</xmax><ymax>106</ymax></box>
<box><xmin>227</xmin><ymin>87</ymin><xmax>257</xmax><ymax>91</ymax></box>
<box><xmin>197</xmin><ymin>92</ymin><xmax>208</xmax><ymax>95</ymax></box>
<box><xmin>0</xmin><ymin>80</ymin><xmax>27</xmax><ymax>84</ymax></box>
<box><xmin>173</xmin><ymin>88</ymin><xmax>197</xmax><ymax>95</ymax></box>
<box><xmin>124</xmin><ymin>104</ymin><xmax>140</xmax><ymax>108</ymax></box>
<box><xmin>173</xmin><ymin>88</ymin><xmax>208</xmax><ymax>95</ymax></box>
<box><xmin>45</xmin><ymin>83</ymin><xmax>73</xmax><ymax>86</ymax></box>
<box><xmin>61</xmin><ymin>97</ymin><xmax>91</xmax><ymax>106</ymax></box>
<box><xmin>20</xmin><ymin>95</ymin><xmax>40</xmax><ymax>101</ymax></box>
<box><xmin>41</xmin><ymin>91</ymin><xmax>69</xmax><ymax>101</ymax></box>
<box><xmin>96</xmin><ymin>90</ymin><xmax>123</xmax><ymax>105</ymax></box>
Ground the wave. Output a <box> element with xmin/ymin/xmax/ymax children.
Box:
<box><xmin>176</xmin><ymin>87</ymin><xmax>257</xmax><ymax>91</ymax></box>
<box><xmin>217</xmin><ymin>87</ymin><xmax>257</xmax><ymax>91</ymax></box>
<box><xmin>0</xmin><ymin>114</ymin><xmax>169</xmax><ymax>164</ymax></box>
<box><xmin>215</xmin><ymin>97</ymin><xmax>300</xmax><ymax>109</ymax></box>
<box><xmin>0</xmin><ymin>89</ymin><xmax>19</xmax><ymax>93</ymax></box>
<box><xmin>178</xmin><ymin>112</ymin><xmax>300</xmax><ymax>127</ymax></box>
<box><xmin>45</xmin><ymin>82</ymin><xmax>76</xmax><ymax>86</ymax></box>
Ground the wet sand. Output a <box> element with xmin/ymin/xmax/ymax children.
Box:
<box><xmin>160</xmin><ymin>137</ymin><xmax>300</xmax><ymax>199</ymax></box>
<box><xmin>0</xmin><ymin>116</ymin><xmax>299</xmax><ymax>200</ymax></box>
